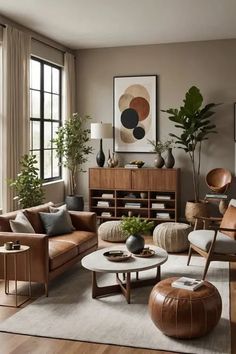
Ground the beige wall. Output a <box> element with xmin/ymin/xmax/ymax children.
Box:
<box><xmin>76</xmin><ymin>39</ymin><xmax>236</xmax><ymax>214</ymax></box>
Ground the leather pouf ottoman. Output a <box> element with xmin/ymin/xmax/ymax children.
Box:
<box><xmin>153</xmin><ymin>222</ymin><xmax>191</xmax><ymax>253</ymax></box>
<box><xmin>98</xmin><ymin>220</ymin><xmax>127</xmax><ymax>242</ymax></box>
<box><xmin>149</xmin><ymin>277</ymin><xmax>222</xmax><ymax>339</ymax></box>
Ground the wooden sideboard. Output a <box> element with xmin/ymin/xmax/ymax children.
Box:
<box><xmin>89</xmin><ymin>167</ymin><xmax>180</xmax><ymax>224</ymax></box>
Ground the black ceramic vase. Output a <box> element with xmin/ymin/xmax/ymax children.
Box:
<box><xmin>126</xmin><ymin>234</ymin><xmax>145</xmax><ymax>254</ymax></box>
<box><xmin>165</xmin><ymin>148</ymin><xmax>175</xmax><ymax>168</ymax></box>
<box><xmin>154</xmin><ymin>152</ymin><xmax>164</xmax><ymax>168</ymax></box>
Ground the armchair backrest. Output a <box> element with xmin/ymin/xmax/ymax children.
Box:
<box><xmin>220</xmin><ymin>204</ymin><xmax>236</xmax><ymax>239</ymax></box>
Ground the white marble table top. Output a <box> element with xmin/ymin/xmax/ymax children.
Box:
<box><xmin>82</xmin><ymin>245</ymin><xmax>168</xmax><ymax>273</ymax></box>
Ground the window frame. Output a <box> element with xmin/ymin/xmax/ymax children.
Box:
<box><xmin>30</xmin><ymin>56</ymin><xmax>62</xmax><ymax>182</ymax></box>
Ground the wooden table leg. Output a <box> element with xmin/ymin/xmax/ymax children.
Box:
<box><xmin>92</xmin><ymin>271</ymin><xmax>121</xmax><ymax>299</ymax></box>
<box><xmin>14</xmin><ymin>254</ymin><xmax>17</xmax><ymax>307</ymax></box>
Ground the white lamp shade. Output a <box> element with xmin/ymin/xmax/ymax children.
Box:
<box><xmin>91</xmin><ymin>123</ymin><xmax>113</xmax><ymax>139</ymax></box>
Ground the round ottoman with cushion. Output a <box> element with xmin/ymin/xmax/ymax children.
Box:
<box><xmin>149</xmin><ymin>277</ymin><xmax>222</xmax><ymax>339</ymax></box>
<box><xmin>98</xmin><ymin>220</ymin><xmax>127</xmax><ymax>242</ymax></box>
<box><xmin>153</xmin><ymin>222</ymin><xmax>192</xmax><ymax>252</ymax></box>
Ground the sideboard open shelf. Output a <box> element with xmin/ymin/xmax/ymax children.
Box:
<box><xmin>89</xmin><ymin>168</ymin><xmax>180</xmax><ymax>224</ymax></box>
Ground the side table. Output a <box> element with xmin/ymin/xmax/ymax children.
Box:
<box><xmin>0</xmin><ymin>245</ymin><xmax>31</xmax><ymax>307</ymax></box>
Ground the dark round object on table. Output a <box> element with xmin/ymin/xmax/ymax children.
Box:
<box><xmin>126</xmin><ymin>234</ymin><xmax>145</xmax><ymax>254</ymax></box>
<box><xmin>148</xmin><ymin>277</ymin><xmax>222</xmax><ymax>339</ymax></box>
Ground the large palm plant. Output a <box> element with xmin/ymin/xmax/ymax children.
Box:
<box><xmin>162</xmin><ymin>86</ymin><xmax>219</xmax><ymax>202</ymax></box>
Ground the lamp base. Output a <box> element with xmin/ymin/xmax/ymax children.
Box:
<box><xmin>96</xmin><ymin>139</ymin><xmax>105</xmax><ymax>167</ymax></box>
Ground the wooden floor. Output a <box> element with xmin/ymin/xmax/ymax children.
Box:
<box><xmin>0</xmin><ymin>236</ymin><xmax>235</xmax><ymax>354</ymax></box>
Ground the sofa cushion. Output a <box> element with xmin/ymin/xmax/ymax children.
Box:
<box><xmin>0</xmin><ymin>216</ymin><xmax>11</xmax><ymax>232</ymax></box>
<box><xmin>52</xmin><ymin>231</ymin><xmax>97</xmax><ymax>253</ymax></box>
<box><xmin>39</xmin><ymin>209</ymin><xmax>75</xmax><ymax>236</ymax></box>
<box><xmin>49</xmin><ymin>239</ymin><xmax>78</xmax><ymax>270</ymax></box>
<box><xmin>49</xmin><ymin>204</ymin><xmax>75</xmax><ymax>231</ymax></box>
<box><xmin>10</xmin><ymin>211</ymin><xmax>35</xmax><ymax>233</ymax></box>
<box><xmin>220</xmin><ymin>205</ymin><xmax>236</xmax><ymax>239</ymax></box>
<box><xmin>188</xmin><ymin>229</ymin><xmax>236</xmax><ymax>254</ymax></box>
<box><xmin>24</xmin><ymin>203</ymin><xmax>53</xmax><ymax>234</ymax></box>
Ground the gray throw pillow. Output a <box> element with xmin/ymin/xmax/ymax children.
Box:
<box><xmin>49</xmin><ymin>204</ymin><xmax>75</xmax><ymax>231</ymax></box>
<box><xmin>10</xmin><ymin>211</ymin><xmax>35</xmax><ymax>233</ymax></box>
<box><xmin>39</xmin><ymin>209</ymin><xmax>74</xmax><ymax>236</ymax></box>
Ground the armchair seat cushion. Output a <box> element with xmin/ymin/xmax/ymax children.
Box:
<box><xmin>188</xmin><ymin>230</ymin><xmax>236</xmax><ymax>254</ymax></box>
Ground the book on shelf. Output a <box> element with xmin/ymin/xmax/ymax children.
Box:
<box><xmin>101</xmin><ymin>193</ymin><xmax>114</xmax><ymax>199</ymax></box>
<box><xmin>172</xmin><ymin>277</ymin><xmax>204</xmax><ymax>291</ymax></box>
<box><xmin>152</xmin><ymin>203</ymin><xmax>165</xmax><ymax>209</ymax></box>
<box><xmin>97</xmin><ymin>201</ymin><xmax>110</xmax><ymax>207</ymax></box>
<box><xmin>124</xmin><ymin>164</ymin><xmax>139</xmax><ymax>169</ymax></box>
<box><xmin>205</xmin><ymin>193</ymin><xmax>227</xmax><ymax>199</ymax></box>
<box><xmin>156</xmin><ymin>212</ymin><xmax>170</xmax><ymax>219</ymax></box>
<box><xmin>101</xmin><ymin>212</ymin><xmax>112</xmax><ymax>217</ymax></box>
<box><xmin>156</xmin><ymin>195</ymin><xmax>171</xmax><ymax>200</ymax></box>
<box><xmin>125</xmin><ymin>202</ymin><xmax>141</xmax><ymax>208</ymax></box>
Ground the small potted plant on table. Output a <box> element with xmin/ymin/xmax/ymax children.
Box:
<box><xmin>120</xmin><ymin>216</ymin><xmax>154</xmax><ymax>254</ymax></box>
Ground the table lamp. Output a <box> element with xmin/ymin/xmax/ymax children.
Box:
<box><xmin>91</xmin><ymin>122</ymin><xmax>113</xmax><ymax>167</ymax></box>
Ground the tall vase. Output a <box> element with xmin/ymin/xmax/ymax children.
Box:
<box><xmin>154</xmin><ymin>152</ymin><xmax>164</xmax><ymax>168</ymax></box>
<box><xmin>165</xmin><ymin>148</ymin><xmax>175</xmax><ymax>168</ymax></box>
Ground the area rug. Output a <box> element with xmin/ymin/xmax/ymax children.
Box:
<box><xmin>0</xmin><ymin>255</ymin><xmax>230</xmax><ymax>354</ymax></box>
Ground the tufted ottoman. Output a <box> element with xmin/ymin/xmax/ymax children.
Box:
<box><xmin>153</xmin><ymin>222</ymin><xmax>191</xmax><ymax>253</ymax></box>
<box><xmin>98</xmin><ymin>220</ymin><xmax>127</xmax><ymax>242</ymax></box>
<box><xmin>149</xmin><ymin>277</ymin><xmax>222</xmax><ymax>339</ymax></box>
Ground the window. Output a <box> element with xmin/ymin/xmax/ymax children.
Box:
<box><xmin>30</xmin><ymin>57</ymin><xmax>62</xmax><ymax>181</ymax></box>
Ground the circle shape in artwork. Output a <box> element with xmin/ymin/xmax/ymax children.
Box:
<box><xmin>129</xmin><ymin>97</ymin><xmax>150</xmax><ymax>121</ymax></box>
<box><xmin>121</xmin><ymin>108</ymin><xmax>139</xmax><ymax>129</ymax></box>
<box><xmin>118</xmin><ymin>93</ymin><xmax>134</xmax><ymax>112</ymax></box>
<box><xmin>125</xmin><ymin>84</ymin><xmax>150</xmax><ymax>102</ymax></box>
<box><xmin>133</xmin><ymin>126</ymin><xmax>145</xmax><ymax>140</ymax></box>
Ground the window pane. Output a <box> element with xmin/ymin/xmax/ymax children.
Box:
<box><xmin>52</xmin><ymin>95</ymin><xmax>59</xmax><ymax>120</ymax></box>
<box><xmin>53</xmin><ymin>149</ymin><xmax>60</xmax><ymax>177</ymax></box>
<box><xmin>44</xmin><ymin>122</ymin><xmax>51</xmax><ymax>149</ymax></box>
<box><xmin>52</xmin><ymin>68</ymin><xmax>59</xmax><ymax>94</ymax></box>
<box><xmin>52</xmin><ymin>122</ymin><xmax>59</xmax><ymax>148</ymax></box>
<box><xmin>30</xmin><ymin>60</ymin><xmax>40</xmax><ymax>90</ymax></box>
<box><xmin>31</xmin><ymin>150</ymin><xmax>40</xmax><ymax>177</ymax></box>
<box><xmin>44</xmin><ymin>65</ymin><xmax>51</xmax><ymax>92</ymax></box>
<box><xmin>44</xmin><ymin>150</ymin><xmax>52</xmax><ymax>179</ymax></box>
<box><xmin>44</xmin><ymin>93</ymin><xmax>51</xmax><ymax>119</ymax></box>
<box><xmin>30</xmin><ymin>90</ymin><xmax>40</xmax><ymax>118</ymax></box>
<box><xmin>32</xmin><ymin>121</ymin><xmax>40</xmax><ymax>150</ymax></box>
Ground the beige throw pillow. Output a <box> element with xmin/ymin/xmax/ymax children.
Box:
<box><xmin>10</xmin><ymin>211</ymin><xmax>35</xmax><ymax>233</ymax></box>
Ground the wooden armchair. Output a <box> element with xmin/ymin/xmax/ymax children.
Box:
<box><xmin>187</xmin><ymin>200</ymin><xmax>236</xmax><ymax>279</ymax></box>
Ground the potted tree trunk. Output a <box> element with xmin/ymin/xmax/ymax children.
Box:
<box><xmin>162</xmin><ymin>86</ymin><xmax>219</xmax><ymax>224</ymax></box>
<box><xmin>53</xmin><ymin>113</ymin><xmax>93</xmax><ymax>210</ymax></box>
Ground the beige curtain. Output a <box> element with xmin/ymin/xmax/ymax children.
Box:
<box><xmin>2</xmin><ymin>26</ymin><xmax>31</xmax><ymax>212</ymax></box>
<box><xmin>63</xmin><ymin>52</ymin><xmax>76</xmax><ymax>195</ymax></box>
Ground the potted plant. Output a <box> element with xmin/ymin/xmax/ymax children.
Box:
<box><xmin>53</xmin><ymin>113</ymin><xmax>93</xmax><ymax>210</ymax></box>
<box><xmin>148</xmin><ymin>139</ymin><xmax>174</xmax><ymax>168</ymax></box>
<box><xmin>162</xmin><ymin>86</ymin><xmax>219</xmax><ymax>223</ymax></box>
<box><xmin>10</xmin><ymin>154</ymin><xmax>44</xmax><ymax>208</ymax></box>
<box><xmin>120</xmin><ymin>216</ymin><xmax>154</xmax><ymax>254</ymax></box>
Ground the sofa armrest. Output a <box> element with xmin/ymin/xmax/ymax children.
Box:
<box><xmin>0</xmin><ymin>232</ymin><xmax>49</xmax><ymax>283</ymax></box>
<box><xmin>69</xmin><ymin>211</ymin><xmax>97</xmax><ymax>233</ymax></box>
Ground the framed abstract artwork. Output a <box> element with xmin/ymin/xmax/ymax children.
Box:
<box><xmin>113</xmin><ymin>75</ymin><xmax>157</xmax><ymax>152</ymax></box>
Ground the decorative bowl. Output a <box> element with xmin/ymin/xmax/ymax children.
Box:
<box><xmin>103</xmin><ymin>250</ymin><xmax>131</xmax><ymax>262</ymax></box>
<box><xmin>130</xmin><ymin>161</ymin><xmax>145</xmax><ymax>168</ymax></box>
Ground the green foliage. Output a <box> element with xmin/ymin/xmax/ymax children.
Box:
<box><xmin>147</xmin><ymin>138</ymin><xmax>174</xmax><ymax>153</ymax></box>
<box><xmin>53</xmin><ymin>113</ymin><xmax>93</xmax><ymax>195</ymax></box>
<box><xmin>10</xmin><ymin>154</ymin><xmax>44</xmax><ymax>209</ymax></box>
<box><xmin>120</xmin><ymin>216</ymin><xmax>154</xmax><ymax>236</ymax></box>
<box><xmin>162</xmin><ymin>86</ymin><xmax>219</xmax><ymax>202</ymax></box>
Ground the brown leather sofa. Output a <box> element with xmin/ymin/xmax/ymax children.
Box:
<box><xmin>0</xmin><ymin>202</ymin><xmax>98</xmax><ymax>295</ymax></box>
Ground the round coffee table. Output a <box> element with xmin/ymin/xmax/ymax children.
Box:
<box><xmin>82</xmin><ymin>245</ymin><xmax>168</xmax><ymax>303</ymax></box>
